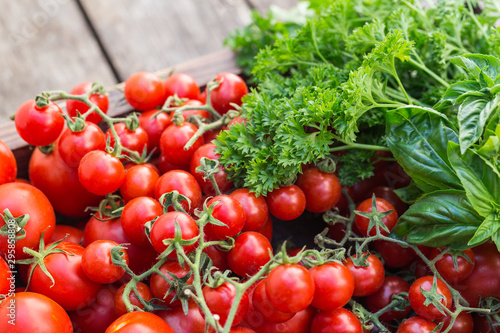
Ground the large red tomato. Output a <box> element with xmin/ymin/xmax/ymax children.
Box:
<box><xmin>106</xmin><ymin>311</ymin><xmax>175</xmax><ymax>333</ymax></box>
<box><xmin>0</xmin><ymin>139</ymin><xmax>16</xmax><ymax>185</ymax></box>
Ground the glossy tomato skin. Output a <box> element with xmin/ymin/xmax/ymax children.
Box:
<box><xmin>78</xmin><ymin>150</ymin><xmax>125</xmax><ymax>195</ymax></box>
<box><xmin>106</xmin><ymin>311</ymin><xmax>175</xmax><ymax>333</ymax></box>
<box><xmin>150</xmin><ymin>260</ymin><xmax>193</xmax><ymax>307</ymax></box>
<box><xmin>354</xmin><ymin>198</ymin><xmax>398</xmax><ymax>237</ymax></box>
<box><xmin>139</xmin><ymin>109</ymin><xmax>172</xmax><ymax>154</ymax></box>
<box><xmin>0</xmin><ymin>292</ymin><xmax>73</xmax><ymax>333</ymax></box>
<box><xmin>124</xmin><ymin>71</ymin><xmax>166</xmax><ymax>111</ymax></box>
<box><xmin>243</xmin><ymin>306</ymin><xmax>315</xmax><ymax>333</ymax></box>
<box><xmin>50</xmin><ymin>224</ymin><xmax>85</xmax><ymax>245</ymax></box>
<box><xmin>107</xmin><ymin>122</ymin><xmax>149</xmax><ymax>158</ymax></box>
<box><xmin>114</xmin><ymin>281</ymin><xmax>152</xmax><ymax>316</ymax></box>
<box><xmin>473</xmin><ymin>314</ymin><xmax>500</xmax><ymax>332</ymax></box>
<box><xmin>311</xmin><ymin>308</ymin><xmax>363</xmax><ymax>333</ymax></box>
<box><xmin>160</xmin><ymin>122</ymin><xmax>204</xmax><ymax>168</ymax></box>
<box><xmin>203</xmin><ymin>282</ymin><xmax>250</xmax><ymax>327</ymax></box>
<box><xmin>190</xmin><ymin>143</ymin><xmax>233</xmax><ymax>195</ymax></box>
<box><xmin>121</xmin><ymin>196</ymin><xmax>163</xmax><ymax>246</ymax></box>
<box><xmin>436</xmin><ymin>311</ymin><xmax>473</xmax><ymax>333</ymax></box>
<box><xmin>0</xmin><ymin>139</ymin><xmax>16</xmax><ymax>185</ymax></box>
<box><xmin>205</xmin><ymin>195</ymin><xmax>246</xmax><ymax>240</ymax></box>
<box><xmin>154</xmin><ymin>170</ymin><xmax>202</xmax><ymax>214</ymax></box>
<box><xmin>373</xmin><ymin>240</ymin><xmax>417</xmax><ymax>268</ymax></box>
<box><xmin>29</xmin><ymin>144</ymin><xmax>103</xmax><ymax>217</ymax></box>
<box><xmin>163</xmin><ymin>73</ymin><xmax>200</xmax><ymax>100</ymax></box>
<box><xmin>82</xmin><ymin>240</ymin><xmax>129</xmax><ymax>284</ymax></box>
<box><xmin>0</xmin><ymin>256</ymin><xmax>11</xmax><ymax>295</ymax></box>
<box><xmin>252</xmin><ymin>279</ymin><xmax>295</xmax><ymax>323</ymax></box>
<box><xmin>309</xmin><ymin>262</ymin><xmax>354</xmax><ymax>311</ymax></box>
<box><xmin>15</xmin><ymin>99</ymin><xmax>64</xmax><ymax>146</ymax></box>
<box><xmin>203</xmin><ymin>242</ymin><xmax>228</xmax><ymax>271</ymax></box>
<box><xmin>210</xmin><ymin>73</ymin><xmax>248</xmax><ymax>115</ymax></box>
<box><xmin>83</xmin><ymin>214</ymin><xmax>128</xmax><ymax>246</ymax></box>
<box><xmin>120</xmin><ymin>164</ymin><xmax>160</xmax><ymax>202</ymax></box>
<box><xmin>150</xmin><ymin>211</ymin><xmax>199</xmax><ymax>257</ymax></box>
<box><xmin>409</xmin><ymin>276</ymin><xmax>452</xmax><ymax>320</ymax></box>
<box><xmin>58</xmin><ymin>122</ymin><xmax>106</xmax><ymax>167</ymax></box>
<box><xmin>344</xmin><ymin>253</ymin><xmax>385</xmax><ymax>297</ymax></box>
<box><xmin>230</xmin><ymin>188</ymin><xmax>269</xmax><ymax>232</ymax></box>
<box><xmin>156</xmin><ymin>299</ymin><xmax>213</xmax><ymax>333</ymax></box>
<box><xmin>266</xmin><ymin>185</ymin><xmax>306</xmax><ymax>221</ymax></box>
<box><xmin>29</xmin><ymin>241</ymin><xmax>101</xmax><ymax>311</ymax></box>
<box><xmin>362</xmin><ymin>276</ymin><xmax>410</xmax><ymax>322</ymax></box>
<box><xmin>66</xmin><ymin>81</ymin><xmax>109</xmax><ymax>124</ymax></box>
<box><xmin>0</xmin><ymin>182</ymin><xmax>55</xmax><ymax>260</ymax></box>
<box><xmin>396</xmin><ymin>316</ymin><xmax>438</xmax><ymax>333</ymax></box>
<box><xmin>266</xmin><ymin>264</ymin><xmax>315</xmax><ymax>313</ymax></box>
<box><xmin>227</xmin><ymin>231</ymin><xmax>273</xmax><ymax>277</ymax></box>
<box><xmin>430</xmin><ymin>248</ymin><xmax>475</xmax><ymax>284</ymax></box>
<box><xmin>295</xmin><ymin>167</ymin><xmax>341</xmax><ymax>213</ymax></box>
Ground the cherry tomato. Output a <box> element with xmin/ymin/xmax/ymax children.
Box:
<box><xmin>157</xmin><ymin>153</ymin><xmax>189</xmax><ymax>174</ymax></box>
<box><xmin>157</xmin><ymin>299</ymin><xmax>214</xmax><ymax>333</ymax></box>
<box><xmin>150</xmin><ymin>260</ymin><xmax>193</xmax><ymax>307</ymax></box>
<box><xmin>82</xmin><ymin>240</ymin><xmax>129</xmax><ymax>284</ymax></box>
<box><xmin>154</xmin><ymin>170</ymin><xmax>202</xmax><ymax>214</ymax></box>
<box><xmin>107</xmin><ymin>122</ymin><xmax>149</xmax><ymax>158</ymax></box>
<box><xmin>258</xmin><ymin>214</ymin><xmax>273</xmax><ymax>242</ymax></box>
<box><xmin>227</xmin><ymin>231</ymin><xmax>273</xmax><ymax>277</ymax></box>
<box><xmin>120</xmin><ymin>164</ymin><xmax>160</xmax><ymax>202</ymax></box>
<box><xmin>114</xmin><ymin>281</ymin><xmax>152</xmax><ymax>316</ymax></box>
<box><xmin>0</xmin><ymin>292</ymin><xmax>73</xmax><ymax>332</ymax></box>
<box><xmin>190</xmin><ymin>143</ymin><xmax>233</xmax><ymax>195</ymax></box>
<box><xmin>309</xmin><ymin>262</ymin><xmax>354</xmax><ymax>311</ymax></box>
<box><xmin>409</xmin><ymin>276</ymin><xmax>452</xmax><ymax>320</ymax></box>
<box><xmin>105</xmin><ymin>311</ymin><xmax>174</xmax><ymax>333</ymax></box>
<box><xmin>473</xmin><ymin>313</ymin><xmax>500</xmax><ymax>332</ymax></box>
<box><xmin>163</xmin><ymin>73</ymin><xmax>200</xmax><ymax>100</ymax></box>
<box><xmin>69</xmin><ymin>285</ymin><xmax>119</xmax><ymax>333</ymax></box>
<box><xmin>58</xmin><ymin>122</ymin><xmax>106</xmax><ymax>167</ymax></box>
<box><xmin>160</xmin><ymin>122</ymin><xmax>204</xmax><ymax>168</ymax></box>
<box><xmin>373</xmin><ymin>240</ymin><xmax>417</xmax><ymax>268</ymax></box>
<box><xmin>66</xmin><ymin>81</ymin><xmax>109</xmax><ymax>124</ymax></box>
<box><xmin>344</xmin><ymin>253</ymin><xmax>385</xmax><ymax>297</ymax></box>
<box><xmin>29</xmin><ymin>241</ymin><xmax>101</xmax><ymax>311</ymax></box>
<box><xmin>0</xmin><ymin>182</ymin><xmax>55</xmax><ymax>260</ymax></box>
<box><xmin>362</xmin><ymin>276</ymin><xmax>411</xmax><ymax>322</ymax></box>
<box><xmin>49</xmin><ymin>225</ymin><xmax>84</xmax><ymax>245</ymax></box>
<box><xmin>430</xmin><ymin>248</ymin><xmax>475</xmax><ymax>284</ymax></box>
<box><xmin>138</xmin><ymin>109</ymin><xmax>172</xmax><ymax>153</ymax></box>
<box><xmin>252</xmin><ymin>279</ymin><xmax>295</xmax><ymax>323</ymax></box>
<box><xmin>121</xmin><ymin>196</ymin><xmax>163</xmax><ymax>246</ymax></box>
<box><xmin>203</xmin><ymin>281</ymin><xmax>249</xmax><ymax>327</ymax></box>
<box><xmin>205</xmin><ymin>195</ymin><xmax>246</xmax><ymax>240</ymax></box>
<box><xmin>230</xmin><ymin>188</ymin><xmax>269</xmax><ymax>232</ymax></box>
<box><xmin>78</xmin><ymin>150</ymin><xmax>125</xmax><ymax>195</ymax></box>
<box><xmin>243</xmin><ymin>306</ymin><xmax>315</xmax><ymax>333</ymax></box>
<box><xmin>203</xmin><ymin>242</ymin><xmax>228</xmax><ymax>271</ymax></box>
<box><xmin>295</xmin><ymin>167</ymin><xmax>341</xmax><ymax>213</ymax></box>
<box><xmin>29</xmin><ymin>144</ymin><xmax>103</xmax><ymax>217</ymax></box>
<box><xmin>265</xmin><ymin>264</ymin><xmax>315</xmax><ymax>313</ymax></box>
<box><xmin>0</xmin><ymin>256</ymin><xmax>11</xmax><ymax>296</ymax></box>
<box><xmin>354</xmin><ymin>198</ymin><xmax>398</xmax><ymax>237</ymax></box>
<box><xmin>210</xmin><ymin>73</ymin><xmax>248</xmax><ymax>115</ymax></box>
<box><xmin>0</xmin><ymin>139</ymin><xmax>16</xmax><ymax>185</ymax></box>
<box><xmin>83</xmin><ymin>214</ymin><xmax>128</xmax><ymax>246</ymax></box>
<box><xmin>150</xmin><ymin>211</ymin><xmax>199</xmax><ymax>257</ymax></box>
<box><xmin>396</xmin><ymin>316</ymin><xmax>438</xmax><ymax>333</ymax></box>
<box><xmin>311</xmin><ymin>308</ymin><xmax>363</xmax><ymax>333</ymax></box>
<box><xmin>436</xmin><ymin>310</ymin><xmax>473</xmax><ymax>333</ymax></box>
<box><xmin>123</xmin><ymin>242</ymin><xmax>159</xmax><ymax>277</ymax></box>
<box><xmin>266</xmin><ymin>185</ymin><xmax>306</xmax><ymax>221</ymax></box>
<box><xmin>124</xmin><ymin>71</ymin><xmax>166</xmax><ymax>111</ymax></box>
<box><xmin>15</xmin><ymin>99</ymin><xmax>64</xmax><ymax>146</ymax></box>
<box><xmin>370</xmin><ymin>186</ymin><xmax>408</xmax><ymax>216</ymax></box>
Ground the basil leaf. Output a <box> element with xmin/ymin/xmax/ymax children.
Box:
<box><xmin>467</xmin><ymin>214</ymin><xmax>500</xmax><ymax>247</ymax></box>
<box><xmin>452</xmin><ymin>54</ymin><xmax>500</xmax><ymax>82</ymax></box>
<box><xmin>448</xmin><ymin>141</ymin><xmax>499</xmax><ymax>217</ymax></box>
<box><xmin>394</xmin><ymin>181</ymin><xmax>424</xmax><ymax>204</ymax></box>
<box><xmin>457</xmin><ymin>96</ymin><xmax>497</xmax><ymax>153</ymax></box>
<box><xmin>392</xmin><ymin>190</ymin><xmax>483</xmax><ymax>249</ymax></box>
<box><xmin>434</xmin><ymin>80</ymin><xmax>482</xmax><ymax>110</ymax></box>
<box><xmin>386</xmin><ymin>106</ymin><xmax>461</xmax><ymax>193</ymax></box>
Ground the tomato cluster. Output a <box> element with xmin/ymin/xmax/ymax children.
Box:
<box><xmin>0</xmin><ymin>71</ymin><xmax>499</xmax><ymax>333</ymax></box>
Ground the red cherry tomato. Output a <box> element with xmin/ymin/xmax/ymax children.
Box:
<box><xmin>265</xmin><ymin>264</ymin><xmax>315</xmax><ymax>313</ymax></box>
<box><xmin>138</xmin><ymin>109</ymin><xmax>172</xmax><ymax>153</ymax></box>
<box><xmin>362</xmin><ymin>276</ymin><xmax>411</xmax><ymax>322</ymax></box>
<box><xmin>0</xmin><ymin>256</ymin><xmax>11</xmax><ymax>295</ymax></box>
<box><xmin>243</xmin><ymin>305</ymin><xmax>315</xmax><ymax>333</ymax></box>
<box><xmin>354</xmin><ymin>198</ymin><xmax>398</xmax><ymax>237</ymax></box>
<box><xmin>154</xmin><ymin>170</ymin><xmax>202</xmax><ymax>214</ymax></box>
<box><xmin>58</xmin><ymin>122</ymin><xmax>106</xmax><ymax>167</ymax></box>
<box><xmin>181</xmin><ymin>99</ymin><xmax>211</xmax><ymax>120</ymax></box>
<box><xmin>83</xmin><ymin>214</ymin><xmax>128</xmax><ymax>246</ymax></box>
<box><xmin>82</xmin><ymin>240</ymin><xmax>129</xmax><ymax>284</ymax></box>
<box><xmin>373</xmin><ymin>240</ymin><xmax>417</xmax><ymax>268</ymax></box>
<box><xmin>227</xmin><ymin>231</ymin><xmax>273</xmax><ymax>277</ymax></box>
<box><xmin>78</xmin><ymin>150</ymin><xmax>125</xmax><ymax>195</ymax></box>
<box><xmin>105</xmin><ymin>311</ymin><xmax>174</xmax><ymax>333</ymax></box>
<box><xmin>150</xmin><ymin>260</ymin><xmax>193</xmax><ymax>307</ymax></box>
<box><xmin>107</xmin><ymin>122</ymin><xmax>149</xmax><ymax>158</ymax></box>
<box><xmin>344</xmin><ymin>253</ymin><xmax>385</xmax><ymax>297</ymax></box>
<box><xmin>230</xmin><ymin>188</ymin><xmax>269</xmax><ymax>232</ymax></box>
<box><xmin>120</xmin><ymin>164</ymin><xmax>160</xmax><ymax>202</ymax></box>
<box><xmin>396</xmin><ymin>316</ymin><xmax>438</xmax><ymax>333</ymax></box>
<box><xmin>210</xmin><ymin>73</ymin><xmax>248</xmax><ymax>115</ymax></box>
<box><xmin>114</xmin><ymin>281</ymin><xmax>152</xmax><ymax>316</ymax></box>
<box><xmin>163</xmin><ymin>73</ymin><xmax>200</xmax><ymax>100</ymax></box>
<box><xmin>252</xmin><ymin>279</ymin><xmax>295</xmax><ymax>323</ymax></box>
<box><xmin>49</xmin><ymin>225</ymin><xmax>83</xmax><ymax>244</ymax></box>
<box><xmin>409</xmin><ymin>276</ymin><xmax>452</xmax><ymax>320</ymax></box>
<box><xmin>150</xmin><ymin>211</ymin><xmax>199</xmax><ymax>257</ymax></box>
<box><xmin>310</xmin><ymin>308</ymin><xmax>363</xmax><ymax>333</ymax></box>
<box><xmin>0</xmin><ymin>139</ymin><xmax>16</xmax><ymax>185</ymax></box>
<box><xmin>435</xmin><ymin>310</ymin><xmax>473</xmax><ymax>333</ymax></box>
<box><xmin>121</xmin><ymin>196</ymin><xmax>163</xmax><ymax>246</ymax></box>
<box><xmin>205</xmin><ymin>195</ymin><xmax>246</xmax><ymax>240</ymax></box>
<box><xmin>15</xmin><ymin>99</ymin><xmax>64</xmax><ymax>146</ymax></box>
<box><xmin>66</xmin><ymin>81</ymin><xmax>109</xmax><ymax>124</ymax></box>
<box><xmin>124</xmin><ymin>71</ymin><xmax>166</xmax><ymax>111</ymax></box>
<box><xmin>430</xmin><ymin>247</ymin><xmax>475</xmax><ymax>284</ymax></box>
<box><xmin>160</xmin><ymin>122</ymin><xmax>204</xmax><ymax>168</ymax></box>
<box><xmin>157</xmin><ymin>299</ymin><xmax>212</xmax><ymax>333</ymax></box>
<box><xmin>309</xmin><ymin>262</ymin><xmax>354</xmax><ymax>311</ymax></box>
<box><xmin>295</xmin><ymin>167</ymin><xmax>341</xmax><ymax>213</ymax></box>
<box><xmin>203</xmin><ymin>281</ymin><xmax>249</xmax><ymax>327</ymax></box>
<box><xmin>266</xmin><ymin>185</ymin><xmax>306</xmax><ymax>221</ymax></box>
<box><xmin>190</xmin><ymin>143</ymin><xmax>233</xmax><ymax>195</ymax></box>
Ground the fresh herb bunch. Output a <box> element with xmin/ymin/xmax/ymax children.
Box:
<box><xmin>217</xmin><ymin>0</ymin><xmax>500</xmax><ymax>196</ymax></box>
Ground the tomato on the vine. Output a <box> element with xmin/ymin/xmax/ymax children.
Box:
<box><xmin>138</xmin><ymin>109</ymin><xmax>172</xmax><ymax>153</ymax></box>
<box><xmin>396</xmin><ymin>316</ymin><xmax>438</xmax><ymax>333</ymax></box>
<box><xmin>78</xmin><ymin>150</ymin><xmax>125</xmax><ymax>195</ymax></box>
<box><xmin>150</xmin><ymin>260</ymin><xmax>193</xmax><ymax>307</ymax></box>
<box><xmin>107</xmin><ymin>122</ymin><xmax>149</xmax><ymax>158</ymax></box>
<box><xmin>0</xmin><ymin>139</ymin><xmax>16</xmax><ymax>186</ymax></box>
<box><xmin>120</xmin><ymin>196</ymin><xmax>163</xmax><ymax>246</ymax></box>
<box><xmin>163</xmin><ymin>73</ymin><xmax>200</xmax><ymax>100</ymax></box>
<box><xmin>266</xmin><ymin>185</ymin><xmax>306</xmax><ymax>221</ymax></box>
<box><xmin>203</xmin><ymin>281</ymin><xmax>249</xmax><ymax>327</ymax></box>
<box><xmin>154</xmin><ymin>170</ymin><xmax>202</xmax><ymax>214</ymax></box>
<box><xmin>227</xmin><ymin>231</ymin><xmax>273</xmax><ymax>277</ymax></box>
<box><xmin>82</xmin><ymin>240</ymin><xmax>129</xmax><ymax>284</ymax></box>
<box><xmin>160</xmin><ymin>122</ymin><xmax>204</xmax><ymax>168</ymax></box>
<box><xmin>409</xmin><ymin>276</ymin><xmax>452</xmax><ymax>320</ymax></box>
<box><xmin>205</xmin><ymin>195</ymin><xmax>246</xmax><ymax>240</ymax></box>
<box><xmin>190</xmin><ymin>142</ymin><xmax>233</xmax><ymax>195</ymax></box>
<box><xmin>66</xmin><ymin>81</ymin><xmax>109</xmax><ymax>124</ymax></box>
<box><xmin>15</xmin><ymin>99</ymin><xmax>64</xmax><ymax>146</ymax></box>
<box><xmin>430</xmin><ymin>247</ymin><xmax>475</xmax><ymax>284</ymax></box>
<box><xmin>309</xmin><ymin>262</ymin><xmax>354</xmax><ymax>311</ymax></box>
<box><xmin>120</xmin><ymin>163</ymin><xmax>159</xmax><ymax>202</ymax></box>
<box><xmin>229</xmin><ymin>188</ymin><xmax>268</xmax><ymax>232</ymax></box>
<box><xmin>310</xmin><ymin>308</ymin><xmax>363</xmax><ymax>333</ymax></box>
<box><xmin>58</xmin><ymin>122</ymin><xmax>106</xmax><ymax>168</ymax></box>
<box><xmin>114</xmin><ymin>281</ymin><xmax>152</xmax><ymax>316</ymax></box>
<box><xmin>354</xmin><ymin>197</ymin><xmax>398</xmax><ymax>237</ymax></box>
<box><xmin>150</xmin><ymin>211</ymin><xmax>199</xmax><ymax>256</ymax></box>
<box><xmin>210</xmin><ymin>72</ymin><xmax>248</xmax><ymax>115</ymax></box>
<box><xmin>105</xmin><ymin>311</ymin><xmax>175</xmax><ymax>333</ymax></box>
<box><xmin>124</xmin><ymin>71</ymin><xmax>166</xmax><ymax>111</ymax></box>
<box><xmin>362</xmin><ymin>276</ymin><xmax>411</xmax><ymax>322</ymax></box>
<box><xmin>295</xmin><ymin>167</ymin><xmax>341</xmax><ymax>213</ymax></box>
<box><xmin>343</xmin><ymin>253</ymin><xmax>385</xmax><ymax>297</ymax></box>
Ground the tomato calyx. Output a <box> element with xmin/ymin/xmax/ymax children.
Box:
<box><xmin>34</xmin><ymin>92</ymin><xmax>51</xmax><ymax>108</ymax></box>
<box><xmin>36</xmin><ymin>143</ymin><xmax>55</xmax><ymax>155</ymax></box>
<box><xmin>159</xmin><ymin>190</ymin><xmax>192</xmax><ymax>214</ymax></box>
<box><xmin>0</xmin><ymin>208</ymin><xmax>29</xmax><ymax>240</ymax></box>
<box><xmin>419</xmin><ymin>277</ymin><xmax>451</xmax><ymax>317</ymax></box>
<box><xmin>88</xmin><ymin>194</ymin><xmax>125</xmax><ymax>220</ymax></box>
<box><xmin>317</xmin><ymin>156</ymin><xmax>336</xmax><ymax>174</ymax></box>
<box><xmin>195</xmin><ymin>157</ymin><xmax>223</xmax><ymax>196</ymax></box>
<box><xmin>354</xmin><ymin>195</ymin><xmax>395</xmax><ymax>236</ymax></box>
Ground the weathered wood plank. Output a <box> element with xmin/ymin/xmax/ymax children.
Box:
<box><xmin>79</xmin><ymin>0</ymin><xmax>252</xmax><ymax>80</ymax></box>
<box><xmin>0</xmin><ymin>48</ymin><xmax>240</xmax><ymax>179</ymax></box>
<box><xmin>0</xmin><ymin>0</ymin><xmax>116</xmax><ymax>125</ymax></box>
<box><xmin>248</xmin><ymin>0</ymin><xmax>299</xmax><ymax>13</ymax></box>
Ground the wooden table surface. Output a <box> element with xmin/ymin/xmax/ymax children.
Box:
<box><xmin>0</xmin><ymin>0</ymin><xmax>297</xmax><ymax>125</ymax></box>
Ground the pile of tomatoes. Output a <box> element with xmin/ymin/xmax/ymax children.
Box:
<box><xmin>0</xmin><ymin>70</ymin><xmax>498</xmax><ymax>333</ymax></box>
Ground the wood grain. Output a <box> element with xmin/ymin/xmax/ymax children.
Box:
<box><xmin>248</xmin><ymin>0</ymin><xmax>299</xmax><ymax>13</ymax></box>
<box><xmin>79</xmin><ymin>0</ymin><xmax>252</xmax><ymax>80</ymax></box>
<box><xmin>0</xmin><ymin>0</ymin><xmax>116</xmax><ymax>124</ymax></box>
